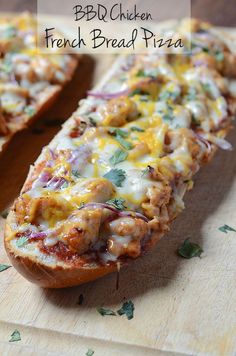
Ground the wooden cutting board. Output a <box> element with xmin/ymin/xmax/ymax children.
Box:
<box><xmin>0</xmin><ymin>17</ymin><xmax>236</xmax><ymax>355</ymax></box>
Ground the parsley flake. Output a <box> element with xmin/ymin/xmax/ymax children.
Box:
<box><xmin>186</xmin><ymin>87</ymin><xmax>197</xmax><ymax>101</ymax></box>
<box><xmin>117</xmin><ymin>300</ymin><xmax>134</xmax><ymax>320</ymax></box>
<box><xmin>78</xmin><ymin>202</ymin><xmax>85</xmax><ymax>209</ymax></box>
<box><xmin>97</xmin><ymin>307</ymin><xmax>116</xmax><ymax>316</ymax></box>
<box><xmin>130</xmin><ymin>126</ymin><xmax>144</xmax><ymax>132</ymax></box>
<box><xmin>86</xmin><ymin>349</ymin><xmax>95</xmax><ymax>356</ymax></box>
<box><xmin>178</xmin><ymin>239</ymin><xmax>203</xmax><ymax>259</ymax></box>
<box><xmin>215</xmin><ymin>51</ymin><xmax>224</xmax><ymax>62</ymax></box>
<box><xmin>136</xmin><ymin>69</ymin><xmax>145</xmax><ymax>76</ymax></box>
<box><xmin>115</xmin><ymin>136</ymin><xmax>133</xmax><ymax>150</ymax></box>
<box><xmin>88</xmin><ymin>116</ymin><xmax>97</xmax><ymax>127</ymax></box>
<box><xmin>218</xmin><ymin>224</ymin><xmax>236</xmax><ymax>234</ymax></box>
<box><xmin>9</xmin><ymin>329</ymin><xmax>21</xmax><ymax>342</ymax></box>
<box><xmin>24</xmin><ymin>106</ymin><xmax>36</xmax><ymax>117</ymax></box>
<box><xmin>72</xmin><ymin>170</ymin><xmax>81</xmax><ymax>178</ymax></box>
<box><xmin>109</xmin><ymin>148</ymin><xmax>128</xmax><ymax>165</ymax></box>
<box><xmin>16</xmin><ymin>236</ymin><xmax>28</xmax><ymax>248</ymax></box>
<box><xmin>108</xmin><ymin>127</ymin><xmax>128</xmax><ymax>138</ymax></box>
<box><xmin>128</xmin><ymin>88</ymin><xmax>143</xmax><ymax>97</ymax></box>
<box><xmin>106</xmin><ymin>198</ymin><xmax>126</xmax><ymax>210</ymax></box>
<box><xmin>202</xmin><ymin>83</ymin><xmax>211</xmax><ymax>94</ymax></box>
<box><xmin>103</xmin><ymin>169</ymin><xmax>126</xmax><ymax>187</ymax></box>
<box><xmin>0</xmin><ymin>264</ymin><xmax>11</xmax><ymax>272</ymax></box>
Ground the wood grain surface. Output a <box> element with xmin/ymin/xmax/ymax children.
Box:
<box><xmin>0</xmin><ymin>7</ymin><xmax>236</xmax><ymax>356</ymax></box>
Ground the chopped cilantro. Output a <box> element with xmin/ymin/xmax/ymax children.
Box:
<box><xmin>117</xmin><ymin>300</ymin><xmax>134</xmax><ymax>320</ymax></box>
<box><xmin>24</xmin><ymin>106</ymin><xmax>36</xmax><ymax>117</ymax></box>
<box><xmin>78</xmin><ymin>202</ymin><xmax>85</xmax><ymax>209</ymax></box>
<box><xmin>0</xmin><ymin>264</ymin><xmax>11</xmax><ymax>272</ymax></box>
<box><xmin>2</xmin><ymin>62</ymin><xmax>12</xmax><ymax>73</ymax></box>
<box><xmin>136</xmin><ymin>69</ymin><xmax>145</xmax><ymax>77</ymax></box>
<box><xmin>88</xmin><ymin>116</ymin><xmax>97</xmax><ymax>126</ymax></box>
<box><xmin>109</xmin><ymin>148</ymin><xmax>128</xmax><ymax>165</ymax></box>
<box><xmin>215</xmin><ymin>51</ymin><xmax>224</xmax><ymax>62</ymax></box>
<box><xmin>202</xmin><ymin>83</ymin><xmax>211</xmax><ymax>94</ymax></box>
<box><xmin>130</xmin><ymin>126</ymin><xmax>145</xmax><ymax>132</ymax></box>
<box><xmin>178</xmin><ymin>239</ymin><xmax>203</xmax><ymax>259</ymax></box>
<box><xmin>128</xmin><ymin>88</ymin><xmax>143</xmax><ymax>97</ymax></box>
<box><xmin>72</xmin><ymin>170</ymin><xmax>81</xmax><ymax>178</ymax></box>
<box><xmin>86</xmin><ymin>349</ymin><xmax>95</xmax><ymax>356</ymax></box>
<box><xmin>9</xmin><ymin>329</ymin><xmax>21</xmax><ymax>342</ymax></box>
<box><xmin>159</xmin><ymin>90</ymin><xmax>178</xmax><ymax>101</ymax></box>
<box><xmin>103</xmin><ymin>169</ymin><xmax>126</xmax><ymax>187</ymax></box>
<box><xmin>115</xmin><ymin>136</ymin><xmax>133</xmax><ymax>150</ymax></box>
<box><xmin>4</xmin><ymin>25</ymin><xmax>16</xmax><ymax>39</ymax></box>
<box><xmin>108</xmin><ymin>127</ymin><xmax>128</xmax><ymax>138</ymax></box>
<box><xmin>186</xmin><ymin>87</ymin><xmax>197</xmax><ymax>101</ymax></box>
<box><xmin>97</xmin><ymin>307</ymin><xmax>116</xmax><ymax>316</ymax></box>
<box><xmin>218</xmin><ymin>224</ymin><xmax>236</xmax><ymax>234</ymax></box>
<box><xmin>16</xmin><ymin>236</ymin><xmax>28</xmax><ymax>248</ymax></box>
<box><xmin>106</xmin><ymin>198</ymin><xmax>126</xmax><ymax>210</ymax></box>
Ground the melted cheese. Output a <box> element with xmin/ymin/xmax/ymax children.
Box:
<box><xmin>11</xmin><ymin>19</ymin><xmax>236</xmax><ymax>262</ymax></box>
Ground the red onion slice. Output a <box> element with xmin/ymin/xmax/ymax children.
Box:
<box><xmin>87</xmin><ymin>88</ymin><xmax>131</xmax><ymax>100</ymax></box>
<box><xmin>79</xmin><ymin>202</ymin><xmax>149</xmax><ymax>222</ymax></box>
<box><xmin>29</xmin><ymin>231</ymin><xmax>48</xmax><ymax>240</ymax></box>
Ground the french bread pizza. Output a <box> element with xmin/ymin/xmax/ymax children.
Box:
<box><xmin>0</xmin><ymin>12</ymin><xmax>78</xmax><ymax>152</ymax></box>
<box><xmin>4</xmin><ymin>19</ymin><xmax>236</xmax><ymax>288</ymax></box>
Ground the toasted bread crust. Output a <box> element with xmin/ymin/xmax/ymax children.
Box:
<box><xmin>4</xmin><ymin>20</ymin><xmax>236</xmax><ymax>288</ymax></box>
<box><xmin>4</xmin><ymin>211</ymin><xmax>117</xmax><ymax>288</ymax></box>
<box><xmin>5</xmin><ymin>244</ymin><xmax>117</xmax><ymax>288</ymax></box>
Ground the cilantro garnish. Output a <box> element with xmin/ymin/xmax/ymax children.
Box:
<box><xmin>4</xmin><ymin>25</ymin><xmax>16</xmax><ymax>39</ymax></box>
<box><xmin>128</xmin><ymin>88</ymin><xmax>143</xmax><ymax>97</ymax></box>
<box><xmin>136</xmin><ymin>69</ymin><xmax>145</xmax><ymax>77</ymax></box>
<box><xmin>16</xmin><ymin>236</ymin><xmax>28</xmax><ymax>248</ymax></box>
<box><xmin>117</xmin><ymin>300</ymin><xmax>135</xmax><ymax>320</ymax></box>
<box><xmin>88</xmin><ymin>116</ymin><xmax>97</xmax><ymax>127</ymax></box>
<box><xmin>0</xmin><ymin>264</ymin><xmax>11</xmax><ymax>272</ymax></box>
<box><xmin>108</xmin><ymin>127</ymin><xmax>128</xmax><ymax>138</ymax></box>
<box><xmin>130</xmin><ymin>126</ymin><xmax>145</xmax><ymax>132</ymax></box>
<box><xmin>103</xmin><ymin>169</ymin><xmax>126</xmax><ymax>187</ymax></box>
<box><xmin>178</xmin><ymin>239</ymin><xmax>203</xmax><ymax>259</ymax></box>
<box><xmin>24</xmin><ymin>106</ymin><xmax>36</xmax><ymax>117</ymax></box>
<box><xmin>218</xmin><ymin>224</ymin><xmax>236</xmax><ymax>234</ymax></box>
<box><xmin>108</xmin><ymin>128</ymin><xmax>133</xmax><ymax>149</ymax></box>
<box><xmin>109</xmin><ymin>148</ymin><xmax>128</xmax><ymax>166</ymax></box>
<box><xmin>97</xmin><ymin>307</ymin><xmax>116</xmax><ymax>316</ymax></box>
<box><xmin>159</xmin><ymin>90</ymin><xmax>178</xmax><ymax>102</ymax></box>
<box><xmin>201</xmin><ymin>83</ymin><xmax>211</xmax><ymax>94</ymax></box>
<box><xmin>72</xmin><ymin>170</ymin><xmax>81</xmax><ymax>178</ymax></box>
<box><xmin>106</xmin><ymin>198</ymin><xmax>126</xmax><ymax>210</ymax></box>
<box><xmin>215</xmin><ymin>51</ymin><xmax>224</xmax><ymax>62</ymax></box>
<box><xmin>186</xmin><ymin>87</ymin><xmax>197</xmax><ymax>101</ymax></box>
<box><xmin>9</xmin><ymin>330</ymin><xmax>21</xmax><ymax>342</ymax></box>
<box><xmin>86</xmin><ymin>349</ymin><xmax>95</xmax><ymax>356</ymax></box>
<box><xmin>78</xmin><ymin>202</ymin><xmax>85</xmax><ymax>209</ymax></box>
<box><xmin>115</xmin><ymin>136</ymin><xmax>133</xmax><ymax>150</ymax></box>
